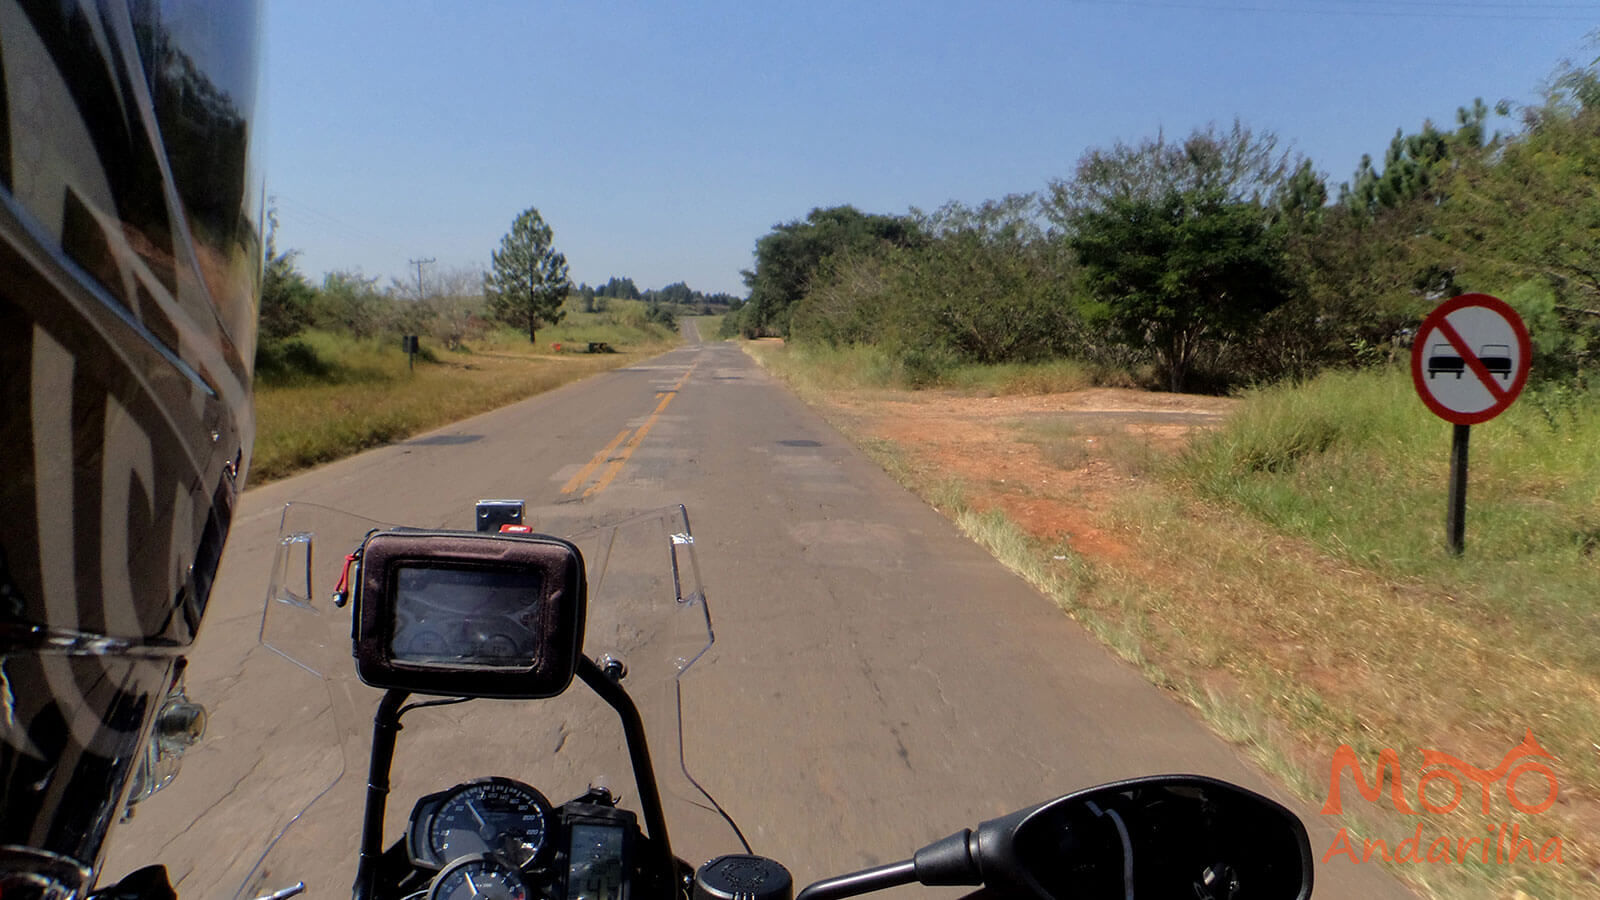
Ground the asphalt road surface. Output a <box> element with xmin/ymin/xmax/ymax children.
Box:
<box><xmin>105</xmin><ymin>323</ymin><xmax>1413</xmax><ymax>899</ymax></box>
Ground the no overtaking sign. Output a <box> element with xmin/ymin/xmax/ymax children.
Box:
<box><xmin>1410</xmin><ymin>293</ymin><xmax>1530</xmax><ymax>556</ymax></box>
<box><xmin>1411</xmin><ymin>293</ymin><xmax>1530</xmax><ymax>425</ymax></box>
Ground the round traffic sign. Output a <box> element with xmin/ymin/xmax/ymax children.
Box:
<box><xmin>1410</xmin><ymin>293</ymin><xmax>1530</xmax><ymax>425</ymax></box>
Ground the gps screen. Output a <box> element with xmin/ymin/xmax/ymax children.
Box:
<box><xmin>389</xmin><ymin>565</ymin><xmax>544</xmax><ymax>666</ymax></box>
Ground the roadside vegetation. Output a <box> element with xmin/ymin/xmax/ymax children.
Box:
<box><xmin>751</xmin><ymin>343</ymin><xmax>1599</xmax><ymax>899</ymax></box>
<box><xmin>751</xmin><ymin>340</ymin><xmax>1119</xmax><ymax>396</ymax></box>
<box><xmin>731</xmin><ymin>60</ymin><xmax>1600</xmax><ymax>896</ymax></box>
<box><xmin>693</xmin><ymin>313</ymin><xmax>726</xmax><ymax>339</ymax></box>
<box><xmin>252</xmin><ymin>207</ymin><xmax>734</xmax><ymax>483</ymax></box>
<box><xmin>725</xmin><ymin>59</ymin><xmax>1600</xmax><ymax>401</ymax></box>
<box><xmin>252</xmin><ymin>310</ymin><xmax>677</xmax><ymax>483</ymax></box>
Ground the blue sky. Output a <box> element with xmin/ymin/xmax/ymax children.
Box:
<box><xmin>263</xmin><ymin>1</ymin><xmax>1598</xmax><ymax>297</ymax></box>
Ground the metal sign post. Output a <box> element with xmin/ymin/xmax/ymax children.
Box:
<box><xmin>402</xmin><ymin>334</ymin><xmax>418</xmax><ymax>373</ymax></box>
<box><xmin>1445</xmin><ymin>423</ymin><xmax>1470</xmax><ymax>556</ymax></box>
<box><xmin>1410</xmin><ymin>294</ymin><xmax>1530</xmax><ymax>557</ymax></box>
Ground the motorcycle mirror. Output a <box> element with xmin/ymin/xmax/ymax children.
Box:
<box><xmin>927</xmin><ymin>775</ymin><xmax>1312</xmax><ymax>900</ymax></box>
<box><xmin>797</xmin><ymin>775</ymin><xmax>1312</xmax><ymax>900</ymax></box>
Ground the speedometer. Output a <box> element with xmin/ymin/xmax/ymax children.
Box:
<box><xmin>425</xmin><ymin>778</ymin><xmax>552</xmax><ymax>869</ymax></box>
<box><xmin>428</xmin><ymin>854</ymin><xmax>529</xmax><ymax>900</ymax></box>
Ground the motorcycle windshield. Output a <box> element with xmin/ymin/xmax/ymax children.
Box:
<box><xmin>103</xmin><ymin>502</ymin><xmax>740</xmax><ymax>900</ymax></box>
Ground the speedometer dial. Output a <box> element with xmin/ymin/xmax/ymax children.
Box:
<box><xmin>428</xmin><ymin>855</ymin><xmax>528</xmax><ymax>900</ymax></box>
<box><xmin>428</xmin><ymin>778</ymin><xmax>552</xmax><ymax>868</ymax></box>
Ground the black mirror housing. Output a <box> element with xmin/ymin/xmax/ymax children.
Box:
<box><xmin>801</xmin><ymin>775</ymin><xmax>1311</xmax><ymax>900</ymax></box>
<box><xmin>969</xmin><ymin>775</ymin><xmax>1313</xmax><ymax>900</ymax></box>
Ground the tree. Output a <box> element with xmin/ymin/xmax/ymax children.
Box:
<box><xmin>485</xmin><ymin>207</ymin><xmax>571</xmax><ymax>343</ymax></box>
<box><xmin>1045</xmin><ymin>119</ymin><xmax>1293</xmax><ymax>225</ymax></box>
<box><xmin>1277</xmin><ymin>159</ymin><xmax>1329</xmax><ymax>229</ymax></box>
<box><xmin>1338</xmin><ymin>99</ymin><xmax>1506</xmax><ymax>216</ymax></box>
<box><xmin>741</xmin><ymin>205</ymin><xmax>923</xmax><ymax>336</ymax></box>
<box><xmin>1071</xmin><ymin>189</ymin><xmax>1290</xmax><ymax>392</ymax></box>
<box><xmin>1054</xmin><ymin>123</ymin><xmax>1296</xmax><ymax>391</ymax></box>
<box><xmin>654</xmin><ymin>281</ymin><xmax>693</xmax><ymax>305</ymax></box>
<box><xmin>424</xmin><ymin>265</ymin><xmax>488</xmax><ymax>351</ymax></box>
<box><xmin>258</xmin><ymin>210</ymin><xmax>314</xmax><ymax>341</ymax></box>
<box><xmin>597</xmin><ymin>276</ymin><xmax>639</xmax><ymax>300</ymax></box>
<box><xmin>313</xmin><ymin>270</ymin><xmax>386</xmax><ymax>338</ymax></box>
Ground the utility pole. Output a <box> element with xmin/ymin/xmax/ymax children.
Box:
<box><xmin>408</xmin><ymin>257</ymin><xmax>434</xmax><ymax>302</ymax></box>
<box><xmin>527</xmin><ymin>257</ymin><xmax>537</xmax><ymax>343</ymax></box>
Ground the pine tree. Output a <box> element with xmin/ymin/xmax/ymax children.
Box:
<box><xmin>484</xmin><ymin>207</ymin><xmax>571</xmax><ymax>343</ymax></box>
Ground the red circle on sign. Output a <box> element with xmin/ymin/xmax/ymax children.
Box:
<box><xmin>1410</xmin><ymin>293</ymin><xmax>1531</xmax><ymax>425</ymax></box>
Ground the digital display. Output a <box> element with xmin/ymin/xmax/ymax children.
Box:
<box><xmin>567</xmin><ymin>823</ymin><xmax>625</xmax><ymax>900</ymax></box>
<box><xmin>389</xmin><ymin>565</ymin><xmax>544</xmax><ymax>667</ymax></box>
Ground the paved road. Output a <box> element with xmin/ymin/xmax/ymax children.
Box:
<box><xmin>106</xmin><ymin>324</ymin><xmax>1413</xmax><ymax>898</ymax></box>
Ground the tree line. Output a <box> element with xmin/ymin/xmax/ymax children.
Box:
<box><xmin>571</xmin><ymin>277</ymin><xmax>740</xmax><ymax>313</ymax></box>
<box><xmin>258</xmin><ymin>204</ymin><xmax>733</xmax><ymax>373</ymax></box>
<box><xmin>726</xmin><ymin>60</ymin><xmax>1600</xmax><ymax>394</ymax></box>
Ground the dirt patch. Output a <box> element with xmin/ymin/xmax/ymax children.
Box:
<box><xmin>836</xmin><ymin>387</ymin><xmax>1235</xmax><ymax>564</ymax></box>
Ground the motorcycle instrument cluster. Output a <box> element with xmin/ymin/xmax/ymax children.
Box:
<box><xmin>408</xmin><ymin>778</ymin><xmax>554</xmax><ymax>871</ymax></box>
<box><xmin>405</xmin><ymin>779</ymin><xmax>641</xmax><ymax>900</ymax></box>
<box><xmin>427</xmin><ymin>855</ymin><xmax>528</xmax><ymax>900</ymax></box>
<box><xmin>563</xmin><ymin>819</ymin><xmax>629</xmax><ymax>900</ymax></box>
<box><xmin>352</xmin><ymin>529</ymin><xmax>587</xmax><ymax>699</ymax></box>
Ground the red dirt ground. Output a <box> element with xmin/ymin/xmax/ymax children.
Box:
<box><xmin>826</xmin><ymin>387</ymin><xmax>1236</xmax><ymax>563</ymax></box>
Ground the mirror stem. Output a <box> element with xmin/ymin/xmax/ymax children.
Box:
<box><xmin>353</xmin><ymin>688</ymin><xmax>409</xmax><ymax>900</ymax></box>
<box><xmin>796</xmin><ymin>860</ymin><xmax>917</xmax><ymax>900</ymax></box>
<box><xmin>576</xmin><ymin>656</ymin><xmax>673</xmax><ymax>877</ymax></box>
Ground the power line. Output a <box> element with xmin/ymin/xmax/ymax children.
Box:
<box><xmin>1062</xmin><ymin>0</ymin><xmax>1600</xmax><ymax>22</ymax></box>
<box><xmin>1307</xmin><ymin>0</ymin><xmax>1600</xmax><ymax>8</ymax></box>
<box><xmin>269</xmin><ymin>191</ymin><xmax>412</xmax><ymax>256</ymax></box>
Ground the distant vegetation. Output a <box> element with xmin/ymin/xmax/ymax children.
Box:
<box><xmin>257</xmin><ymin>221</ymin><xmax>734</xmax><ymax>383</ymax></box>
<box><xmin>251</xmin><ymin>205</ymin><xmax>732</xmax><ymax>479</ymax></box>
<box><xmin>250</xmin><ymin>325</ymin><xmax>669</xmax><ymax>482</ymax></box>
<box><xmin>724</xmin><ymin>57</ymin><xmax>1600</xmax><ymax>398</ymax></box>
<box><xmin>574</xmin><ymin>275</ymin><xmax>741</xmax><ymax>315</ymax></box>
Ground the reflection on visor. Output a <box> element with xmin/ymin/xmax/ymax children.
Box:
<box><xmin>0</xmin><ymin>846</ymin><xmax>92</xmax><ymax>900</ymax></box>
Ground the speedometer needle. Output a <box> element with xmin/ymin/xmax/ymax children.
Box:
<box><xmin>466</xmin><ymin>798</ymin><xmax>489</xmax><ymax>831</ymax></box>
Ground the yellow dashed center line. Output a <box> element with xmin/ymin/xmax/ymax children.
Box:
<box><xmin>564</xmin><ymin>362</ymin><xmax>697</xmax><ymax>498</ymax></box>
<box><xmin>560</xmin><ymin>428</ymin><xmax>631</xmax><ymax>494</ymax></box>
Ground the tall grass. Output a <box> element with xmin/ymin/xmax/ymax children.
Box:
<box><xmin>251</xmin><ymin>319</ymin><xmax>675</xmax><ymax>483</ymax></box>
<box><xmin>747</xmin><ymin>341</ymin><xmax>1123</xmax><ymax>395</ymax></box>
<box><xmin>691</xmin><ymin>314</ymin><xmax>726</xmax><ymax>339</ymax></box>
<box><xmin>1181</xmin><ymin>368</ymin><xmax>1600</xmax><ymax>633</ymax></box>
<box><xmin>1170</xmin><ymin>367</ymin><xmax>1600</xmax><ymax>896</ymax></box>
<box><xmin>256</xmin><ymin>330</ymin><xmax>421</xmax><ymax>387</ymax></box>
<box><xmin>1179</xmin><ymin>366</ymin><xmax>1600</xmax><ymax>700</ymax></box>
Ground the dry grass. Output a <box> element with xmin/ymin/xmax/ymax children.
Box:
<box><xmin>251</xmin><ymin>339</ymin><xmax>667</xmax><ymax>483</ymax></box>
<box><xmin>745</xmin><ymin>341</ymin><xmax>1600</xmax><ymax>899</ymax></box>
<box><xmin>744</xmin><ymin>339</ymin><xmax>1119</xmax><ymax>396</ymax></box>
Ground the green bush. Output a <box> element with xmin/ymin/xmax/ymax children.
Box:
<box><xmin>789</xmin><ymin>207</ymin><xmax>1083</xmax><ymax>377</ymax></box>
<box><xmin>254</xmin><ymin>338</ymin><xmax>333</xmax><ymax>385</ymax></box>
